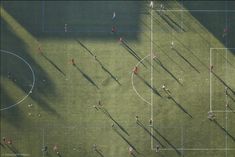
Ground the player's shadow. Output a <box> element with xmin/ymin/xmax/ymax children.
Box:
<box><xmin>41</xmin><ymin>53</ymin><xmax>66</xmax><ymax>76</ymax></box>
<box><xmin>95</xmin><ymin>149</ymin><xmax>104</xmax><ymax>157</ymax></box>
<box><xmin>153</xmin><ymin>58</ymin><xmax>182</xmax><ymax>86</ymax></box>
<box><xmin>227</xmin><ymin>93</ymin><xmax>235</xmax><ymax>102</ymax></box>
<box><xmin>169</xmin><ymin>96</ymin><xmax>193</xmax><ymax>118</ymax></box>
<box><xmin>6</xmin><ymin>144</ymin><xmax>23</xmax><ymax>157</ymax></box>
<box><xmin>100</xmin><ymin>107</ymin><xmax>129</xmax><ymax>136</ymax></box>
<box><xmin>75</xmin><ymin>39</ymin><xmax>94</xmax><ymax>56</ymax></box>
<box><xmin>152</xmin><ymin>126</ymin><xmax>181</xmax><ymax>156</ymax></box>
<box><xmin>163</xmin><ymin>14</ymin><xmax>186</xmax><ymax>32</ymax></box>
<box><xmin>227</xmin><ymin>105</ymin><xmax>235</xmax><ymax>113</ymax></box>
<box><xmin>156</xmin><ymin>12</ymin><xmax>179</xmax><ymax>32</ymax></box>
<box><xmin>135</xmin><ymin>74</ymin><xmax>162</xmax><ymax>97</ymax></box>
<box><xmin>153</xmin><ymin>12</ymin><xmax>209</xmax><ymax>72</ymax></box>
<box><xmin>136</xmin><ymin>120</ymin><xmax>165</xmax><ymax>148</ymax></box>
<box><xmin>120</xmin><ymin>41</ymin><xmax>146</xmax><ymax>67</ymax></box>
<box><xmin>112</xmin><ymin>126</ymin><xmax>139</xmax><ymax>154</ymax></box>
<box><xmin>95</xmin><ymin>57</ymin><xmax>121</xmax><ymax>86</ymax></box>
<box><xmin>213</xmin><ymin>119</ymin><xmax>235</xmax><ymax>142</ymax></box>
<box><xmin>75</xmin><ymin>40</ymin><xmax>121</xmax><ymax>85</ymax></box>
<box><xmin>74</xmin><ymin>64</ymin><xmax>99</xmax><ymax>89</ymax></box>
<box><xmin>172</xmin><ymin>48</ymin><xmax>200</xmax><ymax>73</ymax></box>
<box><xmin>211</xmin><ymin>71</ymin><xmax>235</xmax><ymax>95</ymax></box>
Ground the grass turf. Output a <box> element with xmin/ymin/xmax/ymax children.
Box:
<box><xmin>1</xmin><ymin>1</ymin><xmax>235</xmax><ymax>157</ymax></box>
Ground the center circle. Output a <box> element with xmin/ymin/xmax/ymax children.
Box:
<box><xmin>0</xmin><ymin>50</ymin><xmax>35</xmax><ymax>111</ymax></box>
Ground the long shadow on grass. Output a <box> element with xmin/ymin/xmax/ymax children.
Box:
<box><xmin>136</xmin><ymin>74</ymin><xmax>162</xmax><ymax>97</ymax></box>
<box><xmin>112</xmin><ymin>126</ymin><xmax>139</xmax><ymax>154</ymax></box>
<box><xmin>6</xmin><ymin>144</ymin><xmax>23</xmax><ymax>157</ymax></box>
<box><xmin>163</xmin><ymin>13</ymin><xmax>186</xmax><ymax>32</ymax></box>
<box><xmin>213</xmin><ymin>119</ymin><xmax>235</xmax><ymax>142</ymax></box>
<box><xmin>152</xmin><ymin>126</ymin><xmax>181</xmax><ymax>156</ymax></box>
<box><xmin>74</xmin><ymin>64</ymin><xmax>99</xmax><ymax>89</ymax></box>
<box><xmin>75</xmin><ymin>40</ymin><xmax>121</xmax><ymax>85</ymax></box>
<box><xmin>41</xmin><ymin>53</ymin><xmax>66</xmax><ymax>76</ymax></box>
<box><xmin>95</xmin><ymin>149</ymin><xmax>104</xmax><ymax>157</ymax></box>
<box><xmin>100</xmin><ymin>107</ymin><xmax>129</xmax><ymax>136</ymax></box>
<box><xmin>211</xmin><ymin>71</ymin><xmax>235</xmax><ymax>94</ymax></box>
<box><xmin>169</xmin><ymin>96</ymin><xmax>193</xmax><ymax>118</ymax></box>
<box><xmin>172</xmin><ymin>48</ymin><xmax>200</xmax><ymax>73</ymax></box>
<box><xmin>75</xmin><ymin>39</ymin><xmax>94</xmax><ymax>56</ymax></box>
<box><xmin>153</xmin><ymin>12</ymin><xmax>209</xmax><ymax>71</ymax></box>
<box><xmin>120</xmin><ymin>40</ymin><xmax>146</xmax><ymax>67</ymax></box>
<box><xmin>153</xmin><ymin>58</ymin><xmax>182</xmax><ymax>86</ymax></box>
<box><xmin>227</xmin><ymin>93</ymin><xmax>235</xmax><ymax>102</ymax></box>
<box><xmin>137</xmin><ymin>120</ymin><xmax>165</xmax><ymax>148</ymax></box>
<box><xmin>95</xmin><ymin>57</ymin><xmax>121</xmax><ymax>85</ymax></box>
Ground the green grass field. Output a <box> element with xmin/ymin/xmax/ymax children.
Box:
<box><xmin>1</xmin><ymin>1</ymin><xmax>235</xmax><ymax>157</ymax></box>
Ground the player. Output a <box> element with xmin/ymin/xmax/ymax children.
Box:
<box><xmin>225</xmin><ymin>86</ymin><xmax>228</xmax><ymax>96</ymax></box>
<box><xmin>150</xmin><ymin>1</ymin><xmax>153</xmax><ymax>9</ymax></box>
<box><xmin>53</xmin><ymin>145</ymin><xmax>58</xmax><ymax>152</ymax></box>
<box><xmin>64</xmin><ymin>24</ymin><xmax>67</xmax><ymax>32</ymax></box>
<box><xmin>222</xmin><ymin>27</ymin><xmax>228</xmax><ymax>37</ymax></box>
<box><xmin>111</xmin><ymin>26</ymin><xmax>116</xmax><ymax>33</ymax></box>
<box><xmin>2</xmin><ymin>137</ymin><xmax>6</xmax><ymax>144</ymax></box>
<box><xmin>112</xmin><ymin>11</ymin><xmax>116</xmax><ymax>20</ymax></box>
<box><xmin>128</xmin><ymin>146</ymin><xmax>134</xmax><ymax>155</ymax></box>
<box><xmin>135</xmin><ymin>115</ymin><xmax>139</xmax><ymax>122</ymax></box>
<box><xmin>71</xmin><ymin>59</ymin><xmax>76</xmax><ymax>66</ymax></box>
<box><xmin>156</xmin><ymin>144</ymin><xmax>160</xmax><ymax>152</ymax></box>
<box><xmin>152</xmin><ymin>53</ymin><xmax>157</xmax><ymax>60</ymax></box>
<box><xmin>42</xmin><ymin>146</ymin><xmax>48</xmax><ymax>152</ymax></box>
<box><xmin>7</xmin><ymin>139</ymin><xmax>12</xmax><ymax>145</ymax></box>
<box><xmin>210</xmin><ymin>65</ymin><xmax>213</xmax><ymax>71</ymax></box>
<box><xmin>208</xmin><ymin>111</ymin><xmax>216</xmax><ymax>121</ymax></box>
<box><xmin>149</xmin><ymin>119</ymin><xmax>153</xmax><ymax>126</ymax></box>
<box><xmin>119</xmin><ymin>37</ymin><xmax>123</xmax><ymax>43</ymax></box>
<box><xmin>93</xmin><ymin>105</ymin><xmax>98</xmax><ymax>110</ymax></box>
<box><xmin>92</xmin><ymin>144</ymin><xmax>97</xmax><ymax>151</ymax></box>
<box><xmin>38</xmin><ymin>46</ymin><xmax>43</xmax><ymax>54</ymax></box>
<box><xmin>171</xmin><ymin>41</ymin><xmax>174</xmax><ymax>49</ymax></box>
<box><xmin>133</xmin><ymin>66</ymin><xmax>138</xmax><ymax>75</ymax></box>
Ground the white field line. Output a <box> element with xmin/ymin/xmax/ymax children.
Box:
<box><xmin>157</xmin><ymin>148</ymin><xmax>235</xmax><ymax>151</ymax></box>
<box><xmin>153</xmin><ymin>9</ymin><xmax>235</xmax><ymax>12</ymax></box>
<box><xmin>150</xmin><ymin>6</ymin><xmax>154</xmax><ymax>150</ymax></box>
<box><xmin>0</xmin><ymin>50</ymin><xmax>36</xmax><ymax>111</ymax></box>
<box><xmin>131</xmin><ymin>55</ymin><xmax>151</xmax><ymax>105</ymax></box>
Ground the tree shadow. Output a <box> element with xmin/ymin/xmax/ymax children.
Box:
<box><xmin>74</xmin><ymin>64</ymin><xmax>99</xmax><ymax>89</ymax></box>
<box><xmin>183</xmin><ymin>1</ymin><xmax>235</xmax><ymax>53</ymax></box>
<box><xmin>135</xmin><ymin>74</ymin><xmax>162</xmax><ymax>97</ymax></box>
<box><xmin>1</xmin><ymin>1</ymin><xmax>144</xmax><ymax>41</ymax></box>
<box><xmin>1</xmin><ymin>17</ymin><xmax>60</xmax><ymax>117</ymax></box>
<box><xmin>153</xmin><ymin>58</ymin><xmax>182</xmax><ymax>86</ymax></box>
<box><xmin>172</xmin><ymin>48</ymin><xmax>200</xmax><ymax>73</ymax></box>
<box><xmin>169</xmin><ymin>96</ymin><xmax>193</xmax><ymax>118</ymax></box>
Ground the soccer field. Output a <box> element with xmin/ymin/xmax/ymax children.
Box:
<box><xmin>1</xmin><ymin>1</ymin><xmax>235</xmax><ymax>157</ymax></box>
